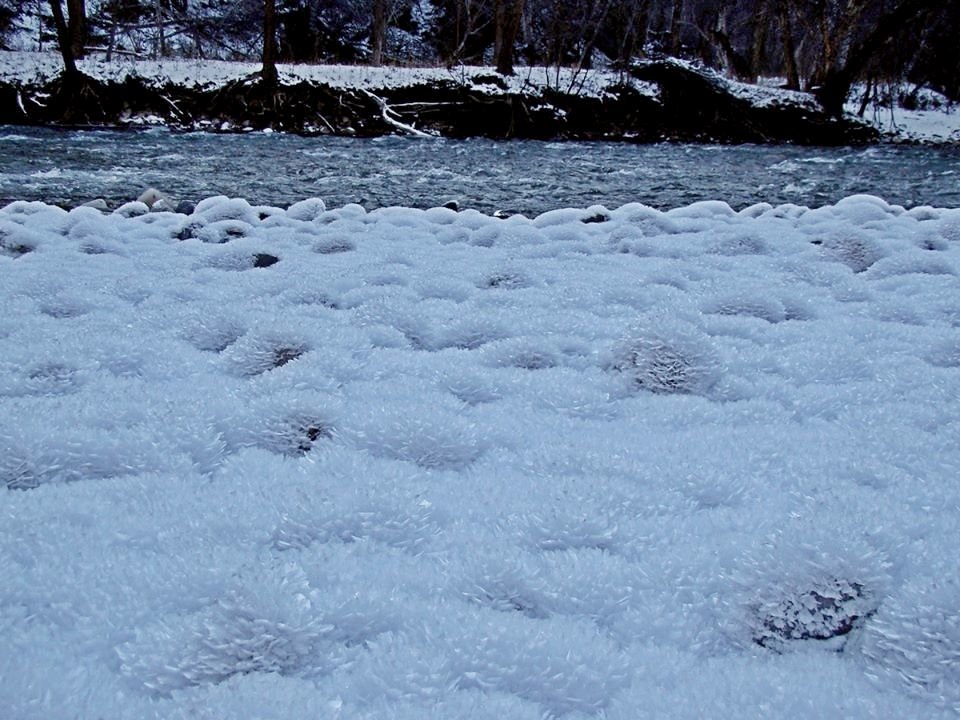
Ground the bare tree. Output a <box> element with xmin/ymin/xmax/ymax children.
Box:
<box><xmin>777</xmin><ymin>0</ymin><xmax>799</xmax><ymax>89</ymax></box>
<box><xmin>666</xmin><ymin>0</ymin><xmax>683</xmax><ymax>54</ymax></box>
<box><xmin>262</xmin><ymin>0</ymin><xmax>278</xmax><ymax>85</ymax></box>
<box><xmin>49</xmin><ymin>0</ymin><xmax>86</xmax><ymax>75</ymax></box>
<box><xmin>706</xmin><ymin>7</ymin><xmax>753</xmax><ymax>80</ymax></box>
<box><xmin>494</xmin><ymin>0</ymin><xmax>523</xmax><ymax>74</ymax></box>
<box><xmin>371</xmin><ymin>0</ymin><xmax>388</xmax><ymax>64</ymax></box>
<box><xmin>440</xmin><ymin>0</ymin><xmax>495</xmax><ymax>66</ymax></box>
<box><xmin>609</xmin><ymin>0</ymin><xmax>648</xmax><ymax>65</ymax></box>
<box><xmin>806</xmin><ymin>0</ymin><xmax>868</xmax><ymax>88</ymax></box>
<box><xmin>748</xmin><ymin>0</ymin><xmax>770</xmax><ymax>79</ymax></box>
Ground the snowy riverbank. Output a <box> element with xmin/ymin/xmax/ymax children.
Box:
<box><xmin>3</xmin><ymin>50</ymin><xmax>942</xmax><ymax>143</ymax></box>
<box><xmin>2</xmin><ymin>193</ymin><xmax>960</xmax><ymax>718</ymax></box>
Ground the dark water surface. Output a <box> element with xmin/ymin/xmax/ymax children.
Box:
<box><xmin>1</xmin><ymin>126</ymin><xmax>958</xmax><ymax>214</ymax></box>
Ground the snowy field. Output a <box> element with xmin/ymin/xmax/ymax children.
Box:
<box><xmin>2</xmin><ymin>193</ymin><xmax>960</xmax><ymax>718</ymax></box>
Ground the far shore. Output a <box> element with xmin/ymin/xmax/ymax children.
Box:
<box><xmin>5</xmin><ymin>51</ymin><xmax>954</xmax><ymax>145</ymax></box>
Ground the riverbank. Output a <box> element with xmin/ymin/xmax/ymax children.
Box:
<box><xmin>1</xmin><ymin>50</ymin><xmax>937</xmax><ymax>144</ymax></box>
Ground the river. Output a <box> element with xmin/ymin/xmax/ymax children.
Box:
<box><xmin>1</xmin><ymin>126</ymin><xmax>958</xmax><ymax>214</ymax></box>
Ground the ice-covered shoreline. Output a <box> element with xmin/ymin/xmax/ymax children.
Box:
<box><xmin>2</xmin><ymin>192</ymin><xmax>960</xmax><ymax>718</ymax></box>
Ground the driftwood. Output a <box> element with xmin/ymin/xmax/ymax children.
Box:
<box><xmin>361</xmin><ymin>89</ymin><xmax>436</xmax><ymax>137</ymax></box>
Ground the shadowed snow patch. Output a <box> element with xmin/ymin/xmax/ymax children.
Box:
<box><xmin>342</xmin><ymin>401</ymin><xmax>486</xmax><ymax>470</ymax></box>
<box><xmin>479</xmin><ymin>269</ymin><xmax>532</xmax><ymax>290</ymax></box>
<box><xmin>608</xmin><ymin>321</ymin><xmax>720</xmax><ymax>396</ymax></box>
<box><xmin>117</xmin><ymin>563</ymin><xmax>390</xmax><ymax>696</ymax></box>
<box><xmin>479</xmin><ymin>337</ymin><xmax>560</xmax><ymax>370</ymax></box>
<box><xmin>207</xmin><ymin>246</ymin><xmax>279</xmax><ymax>269</ymax></box>
<box><xmin>312</xmin><ymin>235</ymin><xmax>355</xmax><ymax>254</ymax></box>
<box><xmin>221</xmin><ymin>333</ymin><xmax>310</xmax><ymax>376</ymax></box>
<box><xmin>817</xmin><ymin>233</ymin><xmax>885</xmax><ymax>273</ymax></box>
<box><xmin>702</xmin><ymin>292</ymin><xmax>787</xmax><ymax>323</ymax></box>
<box><xmin>460</xmin><ymin>551</ymin><xmax>549</xmax><ymax>619</ymax></box>
<box><xmin>709</xmin><ymin>231</ymin><xmax>769</xmax><ymax>256</ymax></box>
<box><xmin>180</xmin><ymin>315</ymin><xmax>247</xmax><ymax>353</ymax></box>
<box><xmin>259</xmin><ymin>414</ymin><xmax>336</xmax><ymax>456</ymax></box>
<box><xmin>272</xmin><ymin>499</ymin><xmax>441</xmax><ymax>554</ymax></box>
<box><xmin>861</xmin><ymin>580</ymin><xmax>960</xmax><ymax>709</ymax></box>
<box><xmin>513</xmin><ymin>511</ymin><xmax>621</xmax><ymax>553</ymax></box>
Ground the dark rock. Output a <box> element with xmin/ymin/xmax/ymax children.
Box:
<box><xmin>175</xmin><ymin>222</ymin><xmax>203</xmax><ymax>241</ymax></box>
<box><xmin>752</xmin><ymin>578</ymin><xmax>875</xmax><ymax>652</ymax></box>
<box><xmin>483</xmin><ymin>271</ymin><xmax>528</xmax><ymax>289</ymax></box>
<box><xmin>252</xmin><ymin>253</ymin><xmax>280</xmax><ymax>268</ymax></box>
<box><xmin>0</xmin><ymin>238</ymin><xmax>33</xmax><ymax>257</ymax></box>
<box><xmin>175</xmin><ymin>200</ymin><xmax>196</xmax><ymax>215</ymax></box>
<box><xmin>271</xmin><ymin>345</ymin><xmax>305</xmax><ymax>368</ymax></box>
<box><xmin>294</xmin><ymin>422</ymin><xmax>334</xmax><ymax>454</ymax></box>
<box><xmin>581</xmin><ymin>212</ymin><xmax>610</xmax><ymax>223</ymax></box>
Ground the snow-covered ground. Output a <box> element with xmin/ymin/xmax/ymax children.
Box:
<box><xmin>0</xmin><ymin>50</ymin><xmax>657</xmax><ymax>99</ymax></box>
<box><xmin>850</xmin><ymin>101</ymin><xmax>960</xmax><ymax>145</ymax></box>
<box><xmin>2</xmin><ymin>192</ymin><xmax>960</xmax><ymax>718</ymax></box>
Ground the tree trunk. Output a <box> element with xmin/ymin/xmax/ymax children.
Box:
<box><xmin>749</xmin><ymin>0</ymin><xmax>770</xmax><ymax>80</ymax></box>
<box><xmin>777</xmin><ymin>0</ymin><xmax>799</xmax><ymax>89</ymax></box>
<box><xmin>809</xmin><ymin>0</ymin><xmax>867</xmax><ymax>89</ymax></box>
<box><xmin>262</xmin><ymin>0</ymin><xmax>278</xmax><ymax>87</ymax></box>
<box><xmin>37</xmin><ymin>0</ymin><xmax>45</xmax><ymax>51</ymax></box>
<box><xmin>811</xmin><ymin>0</ymin><xmax>833</xmax><ymax>88</ymax></box>
<box><xmin>494</xmin><ymin>0</ymin><xmax>524</xmax><ymax>75</ymax></box>
<box><xmin>372</xmin><ymin>0</ymin><xmax>388</xmax><ymax>65</ymax></box>
<box><xmin>66</xmin><ymin>0</ymin><xmax>86</xmax><ymax>59</ymax></box>
<box><xmin>106</xmin><ymin>22</ymin><xmax>115</xmax><ymax>62</ymax></box>
<box><xmin>154</xmin><ymin>0</ymin><xmax>166</xmax><ymax>58</ymax></box>
<box><xmin>616</xmin><ymin>0</ymin><xmax>645</xmax><ymax>65</ymax></box>
<box><xmin>668</xmin><ymin>0</ymin><xmax>684</xmax><ymax>55</ymax></box>
<box><xmin>48</xmin><ymin>0</ymin><xmax>78</xmax><ymax>75</ymax></box>
<box><xmin>709</xmin><ymin>12</ymin><xmax>753</xmax><ymax>80</ymax></box>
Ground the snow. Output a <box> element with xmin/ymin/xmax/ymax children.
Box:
<box><xmin>852</xmin><ymin>104</ymin><xmax>960</xmax><ymax>145</ymax></box>
<box><xmin>0</xmin><ymin>50</ymin><xmax>658</xmax><ymax>100</ymax></box>
<box><xmin>2</xmin><ymin>191</ymin><xmax>960</xmax><ymax>718</ymax></box>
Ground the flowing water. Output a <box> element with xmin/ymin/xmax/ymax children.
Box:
<box><xmin>1</xmin><ymin>126</ymin><xmax>958</xmax><ymax>213</ymax></box>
